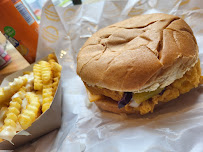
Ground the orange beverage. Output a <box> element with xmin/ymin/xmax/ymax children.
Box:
<box><xmin>0</xmin><ymin>0</ymin><xmax>39</xmax><ymax>63</ymax></box>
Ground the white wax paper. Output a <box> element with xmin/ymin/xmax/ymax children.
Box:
<box><xmin>16</xmin><ymin>0</ymin><xmax>203</xmax><ymax>151</ymax></box>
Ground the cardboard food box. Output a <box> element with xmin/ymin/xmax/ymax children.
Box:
<box><xmin>0</xmin><ymin>55</ymin><xmax>62</xmax><ymax>150</ymax></box>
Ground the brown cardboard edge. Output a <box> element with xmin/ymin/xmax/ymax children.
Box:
<box><xmin>0</xmin><ymin>54</ymin><xmax>62</xmax><ymax>150</ymax></box>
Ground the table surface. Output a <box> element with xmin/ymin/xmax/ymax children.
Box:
<box><xmin>0</xmin><ymin>48</ymin><xmax>30</xmax><ymax>84</ymax></box>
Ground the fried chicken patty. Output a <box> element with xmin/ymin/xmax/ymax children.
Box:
<box><xmin>85</xmin><ymin>60</ymin><xmax>202</xmax><ymax>115</ymax></box>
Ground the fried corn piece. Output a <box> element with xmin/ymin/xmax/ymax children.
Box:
<box><xmin>48</xmin><ymin>55</ymin><xmax>62</xmax><ymax>95</ymax></box>
<box><xmin>18</xmin><ymin>92</ymin><xmax>40</xmax><ymax>130</ymax></box>
<box><xmin>48</xmin><ymin>53</ymin><xmax>57</xmax><ymax>61</ymax></box>
<box><xmin>0</xmin><ymin>138</ymin><xmax>3</xmax><ymax>142</ymax></box>
<box><xmin>52</xmin><ymin>68</ymin><xmax>61</xmax><ymax>95</ymax></box>
<box><xmin>0</xmin><ymin>76</ymin><xmax>28</xmax><ymax>104</ymax></box>
<box><xmin>36</xmin><ymin>91</ymin><xmax>43</xmax><ymax>104</ymax></box>
<box><xmin>52</xmin><ymin>63</ymin><xmax>62</xmax><ymax>76</ymax></box>
<box><xmin>11</xmin><ymin>87</ymin><xmax>26</xmax><ymax>100</ymax></box>
<box><xmin>39</xmin><ymin>61</ymin><xmax>52</xmax><ymax>83</ymax></box>
<box><xmin>19</xmin><ymin>86</ymin><xmax>26</xmax><ymax>92</ymax></box>
<box><xmin>0</xmin><ymin>88</ymin><xmax>4</xmax><ymax>102</ymax></box>
<box><xmin>33</xmin><ymin>63</ymin><xmax>43</xmax><ymax>91</ymax></box>
<box><xmin>0</xmin><ymin>107</ymin><xmax>8</xmax><ymax>125</ymax></box>
<box><xmin>39</xmin><ymin>59</ymin><xmax>54</xmax><ymax>113</ymax></box>
<box><xmin>42</xmin><ymin>81</ymin><xmax>53</xmax><ymax>113</ymax></box>
<box><xmin>53</xmin><ymin>77</ymin><xmax>60</xmax><ymax>94</ymax></box>
<box><xmin>0</xmin><ymin>97</ymin><xmax>22</xmax><ymax>142</ymax></box>
<box><xmin>36</xmin><ymin>108</ymin><xmax>42</xmax><ymax>118</ymax></box>
<box><xmin>3</xmin><ymin>98</ymin><xmax>22</xmax><ymax>128</ymax></box>
<box><xmin>35</xmin><ymin>91</ymin><xmax>42</xmax><ymax>117</ymax></box>
<box><xmin>48</xmin><ymin>54</ymin><xmax>61</xmax><ymax>73</ymax></box>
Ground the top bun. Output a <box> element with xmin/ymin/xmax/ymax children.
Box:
<box><xmin>77</xmin><ymin>13</ymin><xmax>198</xmax><ymax>93</ymax></box>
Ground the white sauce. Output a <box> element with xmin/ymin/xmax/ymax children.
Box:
<box><xmin>11</xmin><ymin>90</ymin><xmax>26</xmax><ymax>100</ymax></box>
<box><xmin>4</xmin><ymin>75</ymin><xmax>27</xmax><ymax>93</ymax></box>
<box><xmin>23</xmin><ymin>73</ymin><xmax>34</xmax><ymax>92</ymax></box>
<box><xmin>129</xmin><ymin>99</ymin><xmax>140</xmax><ymax>108</ymax></box>
<box><xmin>21</xmin><ymin>97</ymin><xmax>28</xmax><ymax>110</ymax></box>
<box><xmin>11</xmin><ymin>92</ymin><xmax>21</xmax><ymax>99</ymax></box>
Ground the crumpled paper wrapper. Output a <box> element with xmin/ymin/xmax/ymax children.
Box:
<box><xmin>16</xmin><ymin>0</ymin><xmax>203</xmax><ymax>151</ymax></box>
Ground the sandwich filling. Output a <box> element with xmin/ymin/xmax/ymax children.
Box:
<box><xmin>86</xmin><ymin>60</ymin><xmax>202</xmax><ymax>115</ymax></box>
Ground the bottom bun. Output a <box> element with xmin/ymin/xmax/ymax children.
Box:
<box><xmin>95</xmin><ymin>98</ymin><xmax>139</xmax><ymax>114</ymax></box>
<box><xmin>94</xmin><ymin>97</ymin><xmax>176</xmax><ymax>115</ymax></box>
